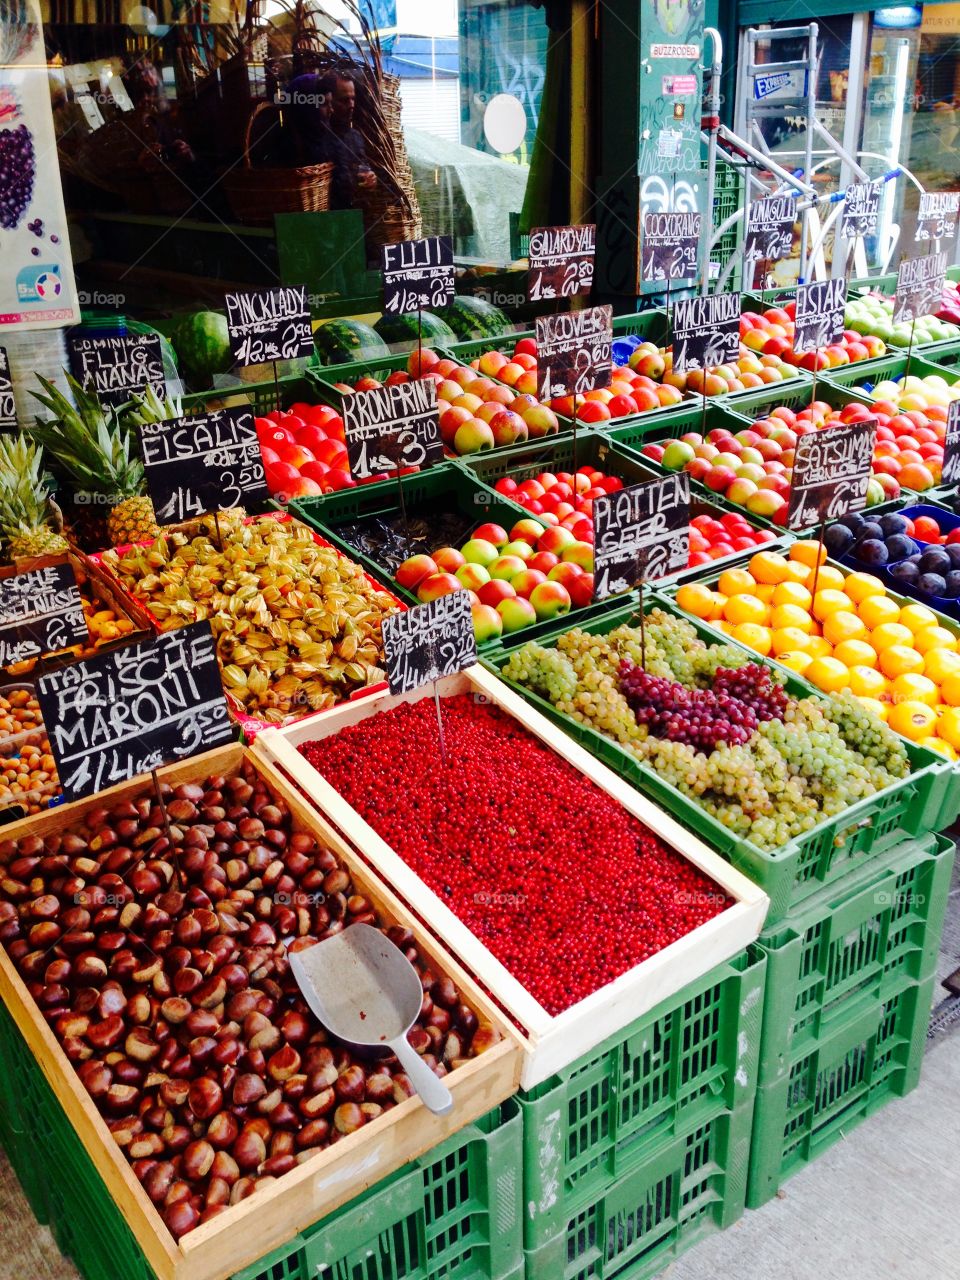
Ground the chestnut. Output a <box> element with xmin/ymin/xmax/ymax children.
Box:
<box><xmin>206</xmin><ymin>1112</ymin><xmax>239</xmax><ymax>1149</ymax></box>
<box><xmin>232</xmin><ymin>1129</ymin><xmax>267</xmax><ymax>1171</ymax></box>
<box><xmin>182</xmin><ymin>1139</ymin><xmax>215</xmax><ymax>1181</ymax></box>
<box><xmin>164</xmin><ymin>1201</ymin><xmax>200</xmax><ymax>1240</ymax></box>
<box><xmin>187</xmin><ymin>1078</ymin><xmax>223</xmax><ymax>1120</ymax></box>
<box><xmin>334</xmin><ymin>1103</ymin><xmax>365</xmax><ymax>1135</ymax></box>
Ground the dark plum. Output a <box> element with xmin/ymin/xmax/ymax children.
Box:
<box><xmin>856</xmin><ymin>539</ymin><xmax>888</xmax><ymax>567</ymax></box>
<box><xmin>919</xmin><ymin>547</ymin><xmax>951</xmax><ymax>576</ymax></box>
<box><xmin>824</xmin><ymin>524</ymin><xmax>855</xmax><ymax>555</ymax></box>
<box><xmin>918</xmin><ymin>573</ymin><xmax>947</xmax><ymax>597</ymax></box>
<box><xmin>879</xmin><ymin>513</ymin><xmax>909</xmax><ymax>537</ymax></box>
<box><xmin>885</xmin><ymin>535</ymin><xmax>918</xmax><ymax>561</ymax></box>
<box><xmin>890</xmin><ymin>561</ymin><xmax>920</xmax><ymax>586</ymax></box>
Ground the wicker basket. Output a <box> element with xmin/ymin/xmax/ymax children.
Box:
<box><xmin>222</xmin><ymin>101</ymin><xmax>334</xmax><ymax>225</ymax></box>
<box><xmin>355</xmin><ymin>75</ymin><xmax>421</xmax><ymax>251</ymax></box>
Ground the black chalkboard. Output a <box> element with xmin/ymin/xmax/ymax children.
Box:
<box><xmin>917</xmin><ymin>192</ymin><xmax>959</xmax><ymax>243</ymax></box>
<box><xmin>893</xmin><ymin>250</ymin><xmax>948</xmax><ymax>324</ymax></box>
<box><xmin>224</xmin><ymin>286</ymin><xmax>313</xmax><ymax>367</ymax></box>
<box><xmin>641</xmin><ymin>212</ymin><xmax>701</xmax><ymax>284</ymax></box>
<box><xmin>593</xmin><ymin>472</ymin><xmax>690</xmax><ymax>600</ymax></box>
<box><xmin>37</xmin><ymin>622</ymin><xmax>234</xmax><ymax>802</ymax></box>
<box><xmin>68</xmin><ymin>333</ymin><xmax>166</xmax><ymax>410</ymax></box>
<box><xmin>381</xmin><ymin>236</ymin><xmax>455</xmax><ymax>315</ymax></box>
<box><xmin>943</xmin><ymin>400</ymin><xmax>960</xmax><ymax>487</ymax></box>
<box><xmin>787</xmin><ymin>421</ymin><xmax>877</xmax><ymax>530</ymax></box>
<box><xmin>743</xmin><ymin>196</ymin><xmax>796</xmax><ymax>263</ymax></box>
<box><xmin>528</xmin><ymin>224</ymin><xmax>596</xmax><ymax>300</ymax></box>
<box><xmin>0</xmin><ymin>563</ymin><xmax>88</xmax><ymax>671</ymax></box>
<box><xmin>0</xmin><ymin>347</ymin><xmax>16</xmax><ymax>432</ymax></box>
<box><xmin>138</xmin><ymin>407</ymin><xmax>269</xmax><ymax>525</ymax></box>
<box><xmin>671</xmin><ymin>292</ymin><xmax>741</xmax><ymax>374</ymax></box>
<box><xmin>535</xmin><ymin>305</ymin><xmax>613</xmax><ymax>400</ymax></box>
<box><xmin>342</xmin><ymin>380</ymin><xmax>443</xmax><ymax>482</ymax></box>
<box><xmin>840</xmin><ymin>182</ymin><xmax>881</xmax><ymax>239</ymax></box>
<box><xmin>794</xmin><ymin>279</ymin><xmax>846</xmax><ymax>356</ymax></box>
<box><xmin>381</xmin><ymin>592</ymin><xmax>477</xmax><ymax>697</ymax></box>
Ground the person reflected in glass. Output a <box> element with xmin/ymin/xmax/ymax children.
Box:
<box><xmin>285</xmin><ymin>69</ymin><xmax>376</xmax><ymax>209</ymax></box>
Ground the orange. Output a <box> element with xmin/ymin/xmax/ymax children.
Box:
<box><xmin>926</xmin><ymin>737</ymin><xmax>959</xmax><ymax>761</ymax></box>
<box><xmin>942</xmin><ymin>673</ymin><xmax>960</xmax><ymax>706</ymax></box>
<box><xmin>858</xmin><ymin>596</ymin><xmax>901</xmax><ymax>629</ymax></box>
<box><xmin>772</xmin><ymin>626</ymin><xmax>812</xmax><ymax>656</ymax></box>
<box><xmin>724</xmin><ymin>594</ymin><xmax>770</xmax><ymax>626</ymax></box>
<box><xmin>924</xmin><ymin>649</ymin><xmax>960</xmax><ymax>684</ymax></box>
<box><xmin>870</xmin><ymin>621</ymin><xmax>914</xmax><ymax>652</ymax></box>
<box><xmin>914</xmin><ymin>625</ymin><xmax>958</xmax><ymax>655</ymax></box>
<box><xmin>878</xmin><ymin>644</ymin><xmax>924</xmax><ymax>679</ymax></box>
<box><xmin>935</xmin><ymin>706</ymin><xmax>960</xmax><ymax>749</ymax></box>
<box><xmin>712</xmin><ymin>620</ymin><xmax>736</xmax><ymax>636</ymax></box>
<box><xmin>811</xmin><ymin>566</ymin><xmax>846</xmax><ymax>592</ymax></box>
<box><xmin>749</xmin><ymin>550</ymin><xmax>793</xmax><ymax>584</ymax></box>
<box><xmin>823</xmin><ymin>611</ymin><xmax>867</xmax><ymax>646</ymax></box>
<box><xmin>733</xmin><ymin>623</ymin><xmax>772</xmax><ymax>655</ymax></box>
<box><xmin>833</xmin><ymin>639</ymin><xmax>877</xmax><ymax>669</ymax></box>
<box><xmin>899</xmin><ymin>603</ymin><xmax>940</xmax><ymax>634</ymax></box>
<box><xmin>790</xmin><ymin>539</ymin><xmax>827</xmax><ymax>569</ymax></box>
<box><xmin>770</xmin><ymin>603</ymin><xmax>815</xmax><ymax>633</ymax></box>
<box><xmin>783</xmin><ymin>559</ymin><xmax>814</xmax><ymax>584</ymax></box>
<box><xmin>812</xmin><ymin>589</ymin><xmax>851</xmax><ymax>621</ymax></box>
<box><xmin>779</xmin><ymin>651</ymin><xmax>814</xmax><ymax>675</ymax></box>
<box><xmin>755</xmin><ymin>583</ymin><xmax>777</xmax><ymax>603</ymax></box>
<box><xmin>708</xmin><ymin>591</ymin><xmax>728</xmax><ymax>621</ymax></box>
<box><xmin>806</xmin><ymin>636</ymin><xmax>834</xmax><ymax>659</ymax></box>
<box><xmin>858</xmin><ymin>696</ymin><xmax>889</xmax><ymax>722</ymax></box>
<box><xmin>676</xmin><ymin>583</ymin><xmax>714</xmax><ymax>619</ymax></box>
<box><xmin>806</xmin><ymin>656</ymin><xmax>849</xmax><ymax>693</ymax></box>
<box><xmin>718</xmin><ymin>568</ymin><xmax>757</xmax><ymax>597</ymax></box>
<box><xmin>891</xmin><ymin>673</ymin><xmax>938</xmax><ymax>706</ymax></box>
<box><xmin>848</xmin><ymin>666</ymin><xmax>887</xmax><ymax>698</ymax></box>
<box><xmin>844</xmin><ymin>572</ymin><xmax>886</xmax><ymax>605</ymax></box>
<box><xmin>887</xmin><ymin>701</ymin><xmax>938</xmax><ymax>740</ymax></box>
<box><xmin>772</xmin><ymin>581</ymin><xmax>813</xmax><ymax>610</ymax></box>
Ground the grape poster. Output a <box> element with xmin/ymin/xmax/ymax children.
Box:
<box><xmin>0</xmin><ymin>0</ymin><xmax>79</xmax><ymax>329</ymax></box>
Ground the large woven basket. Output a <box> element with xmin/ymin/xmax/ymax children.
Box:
<box><xmin>355</xmin><ymin>73</ymin><xmax>421</xmax><ymax>251</ymax></box>
<box><xmin>223</xmin><ymin>101</ymin><xmax>334</xmax><ymax>225</ymax></box>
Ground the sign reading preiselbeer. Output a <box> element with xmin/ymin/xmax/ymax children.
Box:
<box><xmin>381</xmin><ymin>592</ymin><xmax>477</xmax><ymax>696</ymax></box>
<box><xmin>37</xmin><ymin>623</ymin><xmax>234</xmax><ymax>801</ymax></box>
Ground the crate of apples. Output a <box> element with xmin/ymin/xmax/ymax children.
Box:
<box><xmin>847</xmin><ymin>290</ymin><xmax>960</xmax><ymax>349</ymax></box>
<box><xmin>396</xmin><ymin>517</ymin><xmax>595</xmax><ymax>645</ymax></box>
<box><xmin>740</xmin><ymin>303</ymin><xmax>886</xmax><ymax>370</ymax></box>
<box><xmin>626</xmin><ymin>339</ymin><xmax>798</xmax><ymax>399</ymax></box>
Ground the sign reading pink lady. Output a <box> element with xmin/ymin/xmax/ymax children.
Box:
<box><xmin>0</xmin><ymin>0</ymin><xmax>79</xmax><ymax>329</ymax></box>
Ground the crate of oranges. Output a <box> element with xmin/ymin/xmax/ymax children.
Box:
<box><xmin>671</xmin><ymin>544</ymin><xmax>960</xmax><ymax>763</ymax></box>
<box><xmin>0</xmin><ymin>683</ymin><xmax>61</xmax><ymax>820</ymax></box>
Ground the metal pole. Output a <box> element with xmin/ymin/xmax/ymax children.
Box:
<box><xmin>800</xmin><ymin>23</ymin><xmax>819</xmax><ymax>282</ymax></box>
<box><xmin>702</xmin><ymin>27</ymin><xmax>723</xmax><ymax>295</ymax></box>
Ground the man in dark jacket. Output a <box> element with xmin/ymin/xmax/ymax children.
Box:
<box><xmin>283</xmin><ymin>70</ymin><xmax>376</xmax><ymax>209</ymax></box>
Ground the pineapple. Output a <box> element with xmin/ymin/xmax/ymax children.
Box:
<box><xmin>30</xmin><ymin>374</ymin><xmax>160</xmax><ymax>547</ymax></box>
<box><xmin>0</xmin><ymin>435</ymin><xmax>70</xmax><ymax>561</ymax></box>
<box><xmin>123</xmin><ymin>384</ymin><xmax>183</xmax><ymax>428</ymax></box>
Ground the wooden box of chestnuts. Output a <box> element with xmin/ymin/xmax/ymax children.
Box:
<box><xmin>0</xmin><ymin>743</ymin><xmax>522</xmax><ymax>1280</ymax></box>
<box><xmin>254</xmin><ymin>663</ymin><xmax>771</xmax><ymax>1091</ymax></box>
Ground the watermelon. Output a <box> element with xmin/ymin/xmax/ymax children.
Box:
<box><xmin>374</xmin><ymin>310</ymin><xmax>458</xmax><ymax>347</ymax></box>
<box><xmin>314</xmin><ymin>318</ymin><xmax>389</xmax><ymax>366</ymax></box>
<box><xmin>433</xmin><ymin>295</ymin><xmax>512</xmax><ymax>341</ymax></box>
<box><xmin>172</xmin><ymin>311</ymin><xmax>232</xmax><ymax>379</ymax></box>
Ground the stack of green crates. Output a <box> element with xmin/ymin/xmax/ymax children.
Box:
<box><xmin>747</xmin><ymin>832</ymin><xmax>954</xmax><ymax>1207</ymax></box>
<box><xmin>517</xmin><ymin>949</ymin><xmax>767</xmax><ymax>1280</ymax></box>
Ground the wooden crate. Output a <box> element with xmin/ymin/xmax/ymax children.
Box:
<box><xmin>252</xmin><ymin>665</ymin><xmax>770</xmax><ymax>1090</ymax></box>
<box><xmin>0</xmin><ymin>743</ymin><xmax>522</xmax><ymax>1280</ymax></box>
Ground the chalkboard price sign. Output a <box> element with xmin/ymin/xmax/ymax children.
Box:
<box><xmin>0</xmin><ymin>563</ymin><xmax>88</xmax><ymax>671</ymax></box>
<box><xmin>593</xmin><ymin>472</ymin><xmax>690</xmax><ymax>600</ymax></box>
<box><xmin>224</xmin><ymin>286</ymin><xmax>313</xmax><ymax>368</ymax></box>
<box><xmin>942</xmin><ymin>400</ymin><xmax>960</xmax><ymax>487</ymax></box>
<box><xmin>528</xmin><ymin>224</ymin><xmax>596</xmax><ymax>300</ymax></box>
<box><xmin>917</xmin><ymin>192</ymin><xmax>959</xmax><ymax>242</ymax></box>
<box><xmin>893</xmin><ymin>250</ymin><xmax>948</xmax><ymax>324</ymax></box>
<box><xmin>0</xmin><ymin>346</ymin><xmax>15</xmax><ymax>432</ymax></box>
<box><xmin>37</xmin><ymin>622</ymin><xmax>234</xmax><ymax>802</ymax></box>
<box><xmin>68</xmin><ymin>334</ymin><xmax>166</xmax><ymax>410</ymax></box>
<box><xmin>786</xmin><ymin>420</ymin><xmax>877</xmax><ymax>530</ymax></box>
<box><xmin>381</xmin><ymin>592</ymin><xmax>477</xmax><ymax>697</ymax></box>
<box><xmin>138</xmin><ymin>407</ymin><xmax>269</xmax><ymax>525</ymax></box>
<box><xmin>671</xmin><ymin>292</ymin><xmax>741</xmax><ymax>374</ymax></box>
<box><xmin>794</xmin><ymin>279</ymin><xmax>846</xmax><ymax>356</ymax></box>
<box><xmin>342</xmin><ymin>380</ymin><xmax>443</xmax><ymax>482</ymax></box>
<box><xmin>840</xmin><ymin>182</ymin><xmax>881</xmax><ymax>239</ymax></box>
<box><xmin>535</xmin><ymin>305</ymin><xmax>613</xmax><ymax>400</ymax></box>
<box><xmin>641</xmin><ymin>212</ymin><xmax>701</xmax><ymax>284</ymax></box>
<box><xmin>381</xmin><ymin>236</ymin><xmax>455</xmax><ymax>315</ymax></box>
<box><xmin>743</xmin><ymin>196</ymin><xmax>796</xmax><ymax>263</ymax></box>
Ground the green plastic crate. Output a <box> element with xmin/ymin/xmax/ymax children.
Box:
<box><xmin>486</xmin><ymin>598</ymin><xmax>958</xmax><ymax>924</ymax></box>
<box><xmin>0</xmin><ymin>998</ymin><xmax>53</xmax><ymax>1223</ymax></box>
<box><xmin>0</xmin><ymin>982</ymin><xmax>523</xmax><ymax>1280</ymax></box>
<box><xmin>519</xmin><ymin>949</ymin><xmax>765</xmax><ymax>1251</ymax></box>
<box><xmin>756</xmin><ymin>832</ymin><xmax>954</xmax><ymax>1085</ymax></box>
<box><xmin>523</xmin><ymin>1107</ymin><xmax>753</xmax><ymax>1280</ymax></box>
<box><xmin>747</xmin><ymin>974</ymin><xmax>934</xmax><ymax>1208</ymax></box>
<box><xmin>181</xmin><ymin>370</ymin><xmax>320</xmax><ymax>418</ymax></box>
<box><xmin>288</xmin><ymin>465</ymin><xmax>634</xmax><ymax>651</ymax></box>
<box><xmin>821</xmin><ymin>351</ymin><xmax>959</xmax><ymax>393</ymax></box>
<box><xmin>717</xmin><ymin>376</ymin><xmax>874</xmax><ymax>422</ymax></box>
<box><xmin>710</xmin><ymin>158</ymin><xmax>743</xmax><ymax>294</ymax></box>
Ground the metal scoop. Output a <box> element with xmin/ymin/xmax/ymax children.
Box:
<box><xmin>289</xmin><ymin>923</ymin><xmax>454</xmax><ymax>1116</ymax></box>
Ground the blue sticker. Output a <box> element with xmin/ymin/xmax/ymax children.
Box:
<box><xmin>16</xmin><ymin>263</ymin><xmax>63</xmax><ymax>302</ymax></box>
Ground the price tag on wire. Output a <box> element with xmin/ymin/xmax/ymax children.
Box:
<box><xmin>381</xmin><ymin>236</ymin><xmax>455</xmax><ymax>315</ymax></box>
<box><xmin>793</xmin><ymin>279</ymin><xmax>846</xmax><ymax>356</ymax></box>
<box><xmin>839</xmin><ymin>181</ymin><xmax>881</xmax><ymax>239</ymax></box>
<box><xmin>0</xmin><ymin>563</ymin><xmax>88</xmax><ymax>671</ymax></box>
<box><xmin>641</xmin><ymin>212</ymin><xmax>701</xmax><ymax>283</ymax></box>
<box><xmin>917</xmin><ymin>191</ymin><xmax>960</xmax><ymax>242</ymax></box>
<box><xmin>381</xmin><ymin>592</ymin><xmax>477</xmax><ymax>696</ymax></box>
<box><xmin>342</xmin><ymin>380</ymin><xmax>443</xmax><ymax>481</ymax></box>
<box><xmin>224</xmin><ymin>286</ymin><xmax>313</xmax><ymax>367</ymax></box>
<box><xmin>893</xmin><ymin>250</ymin><xmax>948</xmax><ymax>324</ymax></box>
<box><xmin>528</xmin><ymin>224</ymin><xmax>595</xmax><ymax>300</ymax></box>
<box><xmin>743</xmin><ymin>195</ymin><xmax>796</xmax><ymax>263</ymax></box>
<box><xmin>786</xmin><ymin>420</ymin><xmax>877</xmax><ymax>530</ymax></box>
